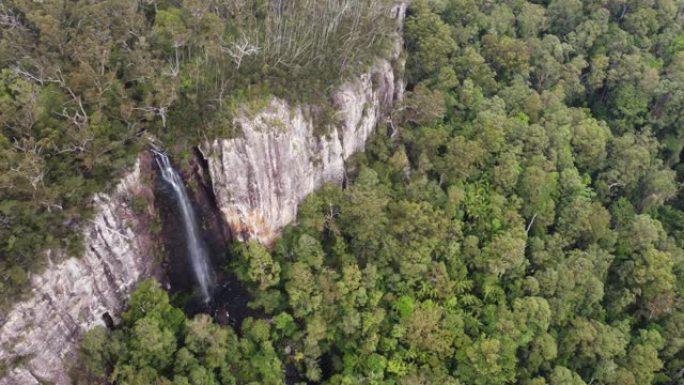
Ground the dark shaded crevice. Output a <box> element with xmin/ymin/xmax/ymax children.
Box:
<box><xmin>191</xmin><ymin>146</ymin><xmax>233</xmax><ymax>246</ymax></box>
<box><xmin>152</xmin><ymin>152</ymin><xmax>204</xmax><ymax>306</ymax></box>
<box><xmin>85</xmin><ymin>243</ymin><xmax>121</xmax><ymax>309</ymax></box>
<box><xmin>189</xmin><ymin>146</ymin><xmax>259</xmax><ymax>328</ymax></box>
<box><xmin>151</xmin><ymin>147</ymin><xmax>256</xmax><ymax>329</ymax></box>
<box><xmin>101</xmin><ymin>312</ymin><xmax>114</xmax><ymax>329</ymax></box>
<box><xmin>88</xmin><ymin>239</ymin><xmax>126</xmax><ymax>306</ymax></box>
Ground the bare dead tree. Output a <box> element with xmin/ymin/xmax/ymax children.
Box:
<box><xmin>13</xmin><ymin>67</ymin><xmax>45</xmax><ymax>86</ymax></box>
<box><xmin>134</xmin><ymin>106</ymin><xmax>169</xmax><ymax>128</ymax></box>
<box><xmin>222</xmin><ymin>34</ymin><xmax>260</xmax><ymax>69</ymax></box>
<box><xmin>0</xmin><ymin>5</ymin><xmax>24</xmax><ymax>30</ymax></box>
<box><xmin>11</xmin><ymin>138</ymin><xmax>46</xmax><ymax>193</ymax></box>
<box><xmin>50</xmin><ymin>69</ymin><xmax>89</xmax><ymax>130</ymax></box>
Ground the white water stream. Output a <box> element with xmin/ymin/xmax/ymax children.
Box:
<box><xmin>155</xmin><ymin>151</ymin><xmax>214</xmax><ymax>302</ymax></box>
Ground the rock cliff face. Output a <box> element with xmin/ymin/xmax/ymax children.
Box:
<box><xmin>0</xmin><ymin>160</ymin><xmax>158</xmax><ymax>385</ymax></box>
<box><xmin>0</xmin><ymin>4</ymin><xmax>406</xmax><ymax>384</ymax></box>
<box><xmin>202</xmin><ymin>57</ymin><xmax>403</xmax><ymax>244</ymax></box>
<box><xmin>202</xmin><ymin>3</ymin><xmax>405</xmax><ymax>244</ymax></box>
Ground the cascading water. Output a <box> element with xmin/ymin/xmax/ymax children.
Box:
<box><xmin>154</xmin><ymin>151</ymin><xmax>214</xmax><ymax>303</ymax></box>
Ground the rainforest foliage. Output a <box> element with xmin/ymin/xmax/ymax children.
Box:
<box><xmin>0</xmin><ymin>0</ymin><xmax>396</xmax><ymax>308</ymax></box>
<box><xmin>70</xmin><ymin>0</ymin><xmax>684</xmax><ymax>384</ymax></box>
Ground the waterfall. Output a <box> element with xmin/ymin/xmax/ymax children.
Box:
<box><xmin>154</xmin><ymin>151</ymin><xmax>214</xmax><ymax>302</ymax></box>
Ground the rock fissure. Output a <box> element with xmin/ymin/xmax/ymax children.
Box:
<box><xmin>88</xmin><ymin>243</ymin><xmax>123</xmax><ymax>307</ymax></box>
<box><xmin>82</xmin><ymin>246</ymin><xmax>113</xmax><ymax>309</ymax></box>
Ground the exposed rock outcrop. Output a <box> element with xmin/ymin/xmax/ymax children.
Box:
<box><xmin>202</xmin><ymin>51</ymin><xmax>404</xmax><ymax>244</ymax></box>
<box><xmin>201</xmin><ymin>3</ymin><xmax>406</xmax><ymax>244</ymax></box>
<box><xmin>0</xmin><ymin>4</ymin><xmax>406</xmax><ymax>384</ymax></box>
<box><xmin>0</xmin><ymin>160</ymin><xmax>158</xmax><ymax>385</ymax></box>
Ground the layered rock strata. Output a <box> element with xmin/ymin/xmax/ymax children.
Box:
<box><xmin>0</xmin><ymin>161</ymin><xmax>157</xmax><ymax>385</ymax></box>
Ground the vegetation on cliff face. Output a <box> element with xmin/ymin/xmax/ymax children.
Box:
<box><xmin>0</xmin><ymin>0</ymin><xmax>396</xmax><ymax>309</ymax></box>
<box><xmin>73</xmin><ymin>0</ymin><xmax>684</xmax><ymax>384</ymax></box>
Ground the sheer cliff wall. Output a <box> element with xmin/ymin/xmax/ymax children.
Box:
<box><xmin>0</xmin><ymin>3</ymin><xmax>406</xmax><ymax>384</ymax></box>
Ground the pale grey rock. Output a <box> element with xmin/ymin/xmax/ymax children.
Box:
<box><xmin>1</xmin><ymin>369</ymin><xmax>40</xmax><ymax>385</ymax></box>
<box><xmin>202</xmin><ymin>3</ymin><xmax>405</xmax><ymax>244</ymax></box>
<box><xmin>0</xmin><ymin>4</ymin><xmax>406</xmax><ymax>384</ymax></box>
<box><xmin>0</xmin><ymin>161</ymin><xmax>156</xmax><ymax>385</ymax></box>
<box><xmin>203</xmin><ymin>56</ymin><xmax>402</xmax><ymax>244</ymax></box>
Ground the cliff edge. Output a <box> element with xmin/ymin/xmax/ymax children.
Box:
<box><xmin>0</xmin><ymin>3</ymin><xmax>405</xmax><ymax>384</ymax></box>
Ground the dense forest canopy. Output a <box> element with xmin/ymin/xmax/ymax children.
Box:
<box><xmin>0</xmin><ymin>0</ymin><xmax>396</xmax><ymax>309</ymax></box>
<box><xmin>4</xmin><ymin>0</ymin><xmax>684</xmax><ymax>384</ymax></box>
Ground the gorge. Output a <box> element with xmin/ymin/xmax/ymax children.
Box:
<box><xmin>3</xmin><ymin>0</ymin><xmax>684</xmax><ymax>384</ymax></box>
<box><xmin>0</xmin><ymin>4</ymin><xmax>406</xmax><ymax>384</ymax></box>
